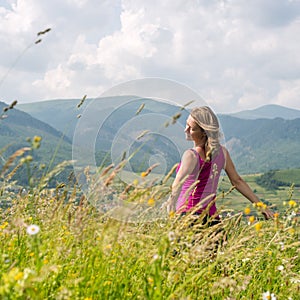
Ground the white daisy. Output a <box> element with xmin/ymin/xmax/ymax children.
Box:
<box><xmin>26</xmin><ymin>224</ymin><xmax>40</xmax><ymax>235</ymax></box>
<box><xmin>262</xmin><ymin>291</ymin><xmax>276</xmax><ymax>300</ymax></box>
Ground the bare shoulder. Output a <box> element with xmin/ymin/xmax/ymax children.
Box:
<box><xmin>220</xmin><ymin>145</ymin><xmax>229</xmax><ymax>156</ymax></box>
<box><xmin>219</xmin><ymin>145</ymin><xmax>230</xmax><ymax>169</ymax></box>
<box><xmin>181</xmin><ymin>149</ymin><xmax>198</xmax><ymax>164</ymax></box>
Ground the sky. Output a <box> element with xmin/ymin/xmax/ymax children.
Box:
<box><xmin>0</xmin><ymin>0</ymin><xmax>300</xmax><ymax>113</ymax></box>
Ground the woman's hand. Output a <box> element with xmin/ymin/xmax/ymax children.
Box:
<box><xmin>166</xmin><ymin>199</ymin><xmax>176</xmax><ymax>214</ymax></box>
<box><xmin>262</xmin><ymin>207</ymin><xmax>274</xmax><ymax>220</ymax></box>
<box><xmin>161</xmin><ymin>195</ymin><xmax>176</xmax><ymax>214</ymax></box>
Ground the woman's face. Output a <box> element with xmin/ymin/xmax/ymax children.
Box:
<box><xmin>184</xmin><ymin>115</ymin><xmax>204</xmax><ymax>141</ymax></box>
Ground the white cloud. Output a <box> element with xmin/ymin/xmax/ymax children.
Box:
<box><xmin>276</xmin><ymin>79</ymin><xmax>300</xmax><ymax>109</ymax></box>
<box><xmin>0</xmin><ymin>0</ymin><xmax>300</xmax><ymax>113</ymax></box>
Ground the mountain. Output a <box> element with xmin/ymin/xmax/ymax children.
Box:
<box><xmin>18</xmin><ymin>96</ymin><xmax>139</xmax><ymax>140</ymax></box>
<box><xmin>219</xmin><ymin>115</ymin><xmax>300</xmax><ymax>173</ymax></box>
<box><xmin>7</xmin><ymin>99</ymin><xmax>300</xmax><ymax>175</ymax></box>
<box><xmin>227</xmin><ymin>104</ymin><xmax>300</xmax><ymax>120</ymax></box>
<box><xmin>0</xmin><ymin>101</ymin><xmax>72</xmax><ymax>186</ymax></box>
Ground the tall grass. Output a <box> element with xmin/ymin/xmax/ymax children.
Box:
<box><xmin>0</xmin><ymin>144</ymin><xmax>299</xmax><ymax>300</ymax></box>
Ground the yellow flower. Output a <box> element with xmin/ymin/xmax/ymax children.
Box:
<box><xmin>133</xmin><ymin>179</ymin><xmax>139</xmax><ymax>186</ymax></box>
<box><xmin>244</xmin><ymin>207</ymin><xmax>251</xmax><ymax>215</ymax></box>
<box><xmin>147</xmin><ymin>277</ymin><xmax>154</xmax><ymax>285</ymax></box>
<box><xmin>255</xmin><ymin>202</ymin><xmax>267</xmax><ymax>209</ymax></box>
<box><xmin>249</xmin><ymin>216</ymin><xmax>255</xmax><ymax>224</ymax></box>
<box><xmin>274</xmin><ymin>212</ymin><xmax>279</xmax><ymax>218</ymax></box>
<box><xmin>147</xmin><ymin>198</ymin><xmax>155</xmax><ymax>206</ymax></box>
<box><xmin>288</xmin><ymin>200</ymin><xmax>297</xmax><ymax>208</ymax></box>
<box><xmin>26</xmin><ymin>155</ymin><xmax>33</xmax><ymax>162</ymax></box>
<box><xmin>14</xmin><ymin>272</ymin><xmax>23</xmax><ymax>281</ymax></box>
<box><xmin>169</xmin><ymin>211</ymin><xmax>175</xmax><ymax>218</ymax></box>
<box><xmin>0</xmin><ymin>221</ymin><xmax>9</xmax><ymax>230</ymax></box>
<box><xmin>33</xmin><ymin>136</ymin><xmax>42</xmax><ymax>143</ymax></box>
<box><xmin>141</xmin><ymin>172</ymin><xmax>148</xmax><ymax>177</ymax></box>
<box><xmin>255</xmin><ymin>222</ymin><xmax>262</xmax><ymax>231</ymax></box>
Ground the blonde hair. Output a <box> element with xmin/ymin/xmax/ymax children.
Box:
<box><xmin>190</xmin><ymin>106</ymin><xmax>221</xmax><ymax>161</ymax></box>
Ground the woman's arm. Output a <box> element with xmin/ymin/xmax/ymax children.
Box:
<box><xmin>223</xmin><ymin>147</ymin><xmax>274</xmax><ymax>219</ymax></box>
<box><xmin>166</xmin><ymin>149</ymin><xmax>198</xmax><ymax>213</ymax></box>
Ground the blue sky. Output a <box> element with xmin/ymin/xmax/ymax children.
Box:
<box><xmin>1</xmin><ymin>0</ymin><xmax>300</xmax><ymax>113</ymax></box>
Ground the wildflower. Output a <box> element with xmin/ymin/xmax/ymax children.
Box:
<box><xmin>141</xmin><ymin>171</ymin><xmax>148</xmax><ymax>177</ymax></box>
<box><xmin>255</xmin><ymin>202</ymin><xmax>267</xmax><ymax>209</ymax></box>
<box><xmin>244</xmin><ymin>207</ymin><xmax>251</xmax><ymax>215</ymax></box>
<box><xmin>169</xmin><ymin>211</ymin><xmax>175</xmax><ymax>218</ymax></box>
<box><xmin>0</xmin><ymin>221</ymin><xmax>9</xmax><ymax>230</ymax></box>
<box><xmin>153</xmin><ymin>254</ymin><xmax>160</xmax><ymax>260</ymax></box>
<box><xmin>277</xmin><ymin>265</ymin><xmax>284</xmax><ymax>271</ymax></box>
<box><xmin>242</xmin><ymin>258</ymin><xmax>250</xmax><ymax>262</ymax></box>
<box><xmin>25</xmin><ymin>155</ymin><xmax>33</xmax><ymax>162</ymax></box>
<box><xmin>262</xmin><ymin>291</ymin><xmax>276</xmax><ymax>300</ymax></box>
<box><xmin>288</xmin><ymin>200</ymin><xmax>297</xmax><ymax>208</ymax></box>
<box><xmin>33</xmin><ymin>136</ymin><xmax>42</xmax><ymax>143</ymax></box>
<box><xmin>147</xmin><ymin>198</ymin><xmax>155</xmax><ymax>206</ymax></box>
<box><xmin>133</xmin><ymin>179</ymin><xmax>139</xmax><ymax>186</ymax></box>
<box><xmin>274</xmin><ymin>212</ymin><xmax>279</xmax><ymax>218</ymax></box>
<box><xmin>290</xmin><ymin>278</ymin><xmax>300</xmax><ymax>284</ymax></box>
<box><xmin>248</xmin><ymin>215</ymin><xmax>255</xmax><ymax>224</ymax></box>
<box><xmin>147</xmin><ymin>277</ymin><xmax>154</xmax><ymax>285</ymax></box>
<box><xmin>14</xmin><ymin>271</ymin><xmax>24</xmax><ymax>281</ymax></box>
<box><xmin>254</xmin><ymin>222</ymin><xmax>262</xmax><ymax>231</ymax></box>
<box><xmin>26</xmin><ymin>224</ymin><xmax>40</xmax><ymax>235</ymax></box>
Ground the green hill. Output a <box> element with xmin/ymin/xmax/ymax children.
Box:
<box><xmin>228</xmin><ymin>104</ymin><xmax>300</xmax><ymax>120</ymax></box>
<box><xmin>11</xmin><ymin>98</ymin><xmax>300</xmax><ymax>175</ymax></box>
<box><xmin>0</xmin><ymin>101</ymin><xmax>73</xmax><ymax>186</ymax></box>
<box><xmin>273</xmin><ymin>168</ymin><xmax>300</xmax><ymax>185</ymax></box>
<box><xmin>219</xmin><ymin>115</ymin><xmax>300</xmax><ymax>173</ymax></box>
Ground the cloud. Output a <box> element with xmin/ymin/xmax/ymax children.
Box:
<box><xmin>0</xmin><ymin>0</ymin><xmax>300</xmax><ymax>112</ymax></box>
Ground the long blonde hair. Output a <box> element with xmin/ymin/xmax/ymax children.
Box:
<box><xmin>190</xmin><ymin>106</ymin><xmax>221</xmax><ymax>161</ymax></box>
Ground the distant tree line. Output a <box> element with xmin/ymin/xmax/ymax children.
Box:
<box><xmin>255</xmin><ymin>170</ymin><xmax>291</xmax><ymax>190</ymax></box>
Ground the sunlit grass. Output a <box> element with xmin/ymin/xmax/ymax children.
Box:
<box><xmin>0</xmin><ymin>144</ymin><xmax>299</xmax><ymax>300</ymax></box>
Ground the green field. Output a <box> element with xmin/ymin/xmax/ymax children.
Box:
<box><xmin>218</xmin><ymin>173</ymin><xmax>300</xmax><ymax>214</ymax></box>
<box><xmin>116</xmin><ymin>168</ymin><xmax>300</xmax><ymax>215</ymax></box>
<box><xmin>1</xmin><ymin>153</ymin><xmax>299</xmax><ymax>299</ymax></box>
<box><xmin>273</xmin><ymin>168</ymin><xmax>300</xmax><ymax>186</ymax></box>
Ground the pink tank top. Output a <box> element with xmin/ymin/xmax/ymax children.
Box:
<box><xmin>176</xmin><ymin>148</ymin><xmax>225</xmax><ymax>216</ymax></box>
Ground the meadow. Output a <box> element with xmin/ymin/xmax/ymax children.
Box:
<box><xmin>0</xmin><ymin>141</ymin><xmax>299</xmax><ymax>300</ymax></box>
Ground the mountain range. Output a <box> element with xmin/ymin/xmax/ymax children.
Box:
<box><xmin>227</xmin><ymin>104</ymin><xmax>300</xmax><ymax>120</ymax></box>
<box><xmin>0</xmin><ymin>101</ymin><xmax>72</xmax><ymax>186</ymax></box>
<box><xmin>1</xmin><ymin>99</ymin><xmax>300</xmax><ymax>187</ymax></box>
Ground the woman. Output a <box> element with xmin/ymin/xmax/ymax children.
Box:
<box><xmin>166</xmin><ymin>106</ymin><xmax>273</xmax><ymax>222</ymax></box>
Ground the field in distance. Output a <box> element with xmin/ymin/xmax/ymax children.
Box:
<box><xmin>218</xmin><ymin>170</ymin><xmax>300</xmax><ymax>214</ymax></box>
<box><xmin>108</xmin><ymin>168</ymin><xmax>300</xmax><ymax>215</ymax></box>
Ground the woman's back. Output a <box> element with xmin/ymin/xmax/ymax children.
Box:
<box><xmin>176</xmin><ymin>147</ymin><xmax>225</xmax><ymax>215</ymax></box>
